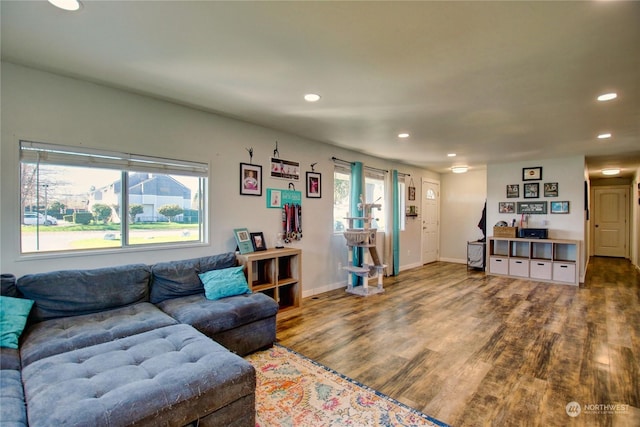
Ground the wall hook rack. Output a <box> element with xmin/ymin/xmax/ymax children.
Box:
<box><xmin>246</xmin><ymin>147</ymin><xmax>254</xmax><ymax>164</ymax></box>
<box><xmin>273</xmin><ymin>141</ymin><xmax>280</xmax><ymax>158</ymax></box>
<box><xmin>310</xmin><ymin>162</ymin><xmax>317</xmax><ymax>172</ymax></box>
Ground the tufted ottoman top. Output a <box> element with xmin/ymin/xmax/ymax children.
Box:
<box><xmin>22</xmin><ymin>324</ymin><xmax>255</xmax><ymax>427</ymax></box>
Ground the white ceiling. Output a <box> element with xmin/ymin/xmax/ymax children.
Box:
<box><xmin>2</xmin><ymin>1</ymin><xmax>639</xmax><ymax>178</ymax></box>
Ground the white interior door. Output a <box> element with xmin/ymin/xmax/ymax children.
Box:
<box><xmin>593</xmin><ymin>186</ymin><xmax>628</xmax><ymax>257</ymax></box>
<box><xmin>421</xmin><ymin>179</ymin><xmax>439</xmax><ymax>264</ymax></box>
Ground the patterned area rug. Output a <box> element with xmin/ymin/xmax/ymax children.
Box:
<box><xmin>245</xmin><ymin>344</ymin><xmax>449</xmax><ymax>427</ymax></box>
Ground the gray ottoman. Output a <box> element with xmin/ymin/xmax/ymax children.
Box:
<box><xmin>22</xmin><ymin>324</ymin><xmax>255</xmax><ymax>427</ymax></box>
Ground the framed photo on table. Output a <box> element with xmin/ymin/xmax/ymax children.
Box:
<box><xmin>250</xmin><ymin>232</ymin><xmax>267</xmax><ymax>251</ymax></box>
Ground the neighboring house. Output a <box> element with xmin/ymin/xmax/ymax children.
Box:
<box><xmin>88</xmin><ymin>173</ymin><xmax>191</xmax><ymax>222</ymax></box>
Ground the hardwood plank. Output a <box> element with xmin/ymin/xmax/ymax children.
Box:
<box><xmin>275</xmin><ymin>256</ymin><xmax>640</xmax><ymax>426</ymax></box>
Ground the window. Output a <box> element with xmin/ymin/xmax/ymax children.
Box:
<box><xmin>333</xmin><ymin>166</ymin><xmax>351</xmax><ymax>232</ymax></box>
<box><xmin>364</xmin><ymin>170</ymin><xmax>386</xmax><ymax>231</ymax></box>
<box><xmin>398</xmin><ymin>177</ymin><xmax>406</xmax><ymax>231</ymax></box>
<box><xmin>19</xmin><ymin>141</ymin><xmax>207</xmax><ymax>254</ymax></box>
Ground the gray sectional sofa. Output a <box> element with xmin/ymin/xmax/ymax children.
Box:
<box><xmin>0</xmin><ymin>252</ymin><xmax>279</xmax><ymax>427</ymax></box>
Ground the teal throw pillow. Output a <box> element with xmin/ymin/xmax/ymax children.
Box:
<box><xmin>0</xmin><ymin>296</ymin><xmax>34</xmax><ymax>349</ymax></box>
<box><xmin>199</xmin><ymin>266</ymin><xmax>251</xmax><ymax>300</ymax></box>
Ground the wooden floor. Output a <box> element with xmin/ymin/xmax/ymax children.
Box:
<box><xmin>276</xmin><ymin>257</ymin><xmax>640</xmax><ymax>427</ymax></box>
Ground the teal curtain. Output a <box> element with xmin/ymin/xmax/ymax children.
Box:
<box><xmin>350</xmin><ymin>162</ymin><xmax>364</xmax><ymax>285</ymax></box>
<box><xmin>392</xmin><ymin>170</ymin><xmax>400</xmax><ymax>276</ymax></box>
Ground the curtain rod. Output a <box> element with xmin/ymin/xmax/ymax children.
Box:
<box><xmin>331</xmin><ymin>156</ymin><xmax>389</xmax><ymax>174</ymax></box>
<box><xmin>331</xmin><ymin>156</ymin><xmax>354</xmax><ymax>166</ymax></box>
<box><xmin>397</xmin><ymin>172</ymin><xmax>411</xmax><ymax>177</ymax></box>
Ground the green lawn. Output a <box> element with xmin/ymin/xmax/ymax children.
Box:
<box><xmin>70</xmin><ymin>234</ymin><xmax>199</xmax><ymax>249</ymax></box>
<box><xmin>22</xmin><ymin>222</ymin><xmax>199</xmax><ymax>232</ymax></box>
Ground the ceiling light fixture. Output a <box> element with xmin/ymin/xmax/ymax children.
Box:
<box><xmin>398</xmin><ymin>133</ymin><xmax>410</xmax><ymax>138</ymax></box>
<box><xmin>602</xmin><ymin>168</ymin><xmax>620</xmax><ymax>176</ymax></box>
<box><xmin>304</xmin><ymin>93</ymin><xmax>321</xmax><ymax>102</ymax></box>
<box><xmin>451</xmin><ymin>166</ymin><xmax>468</xmax><ymax>174</ymax></box>
<box><xmin>597</xmin><ymin>92</ymin><xmax>617</xmax><ymax>102</ymax></box>
<box><xmin>48</xmin><ymin>0</ymin><xmax>82</xmax><ymax>11</ymax></box>
<box><xmin>447</xmin><ymin>153</ymin><xmax>456</xmax><ymax>157</ymax></box>
<box><xmin>597</xmin><ymin>133</ymin><xmax>612</xmax><ymax>139</ymax></box>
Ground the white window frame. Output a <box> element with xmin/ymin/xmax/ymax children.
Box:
<box><xmin>19</xmin><ymin>140</ymin><xmax>208</xmax><ymax>254</ymax></box>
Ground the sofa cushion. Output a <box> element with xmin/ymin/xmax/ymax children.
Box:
<box><xmin>17</xmin><ymin>263</ymin><xmax>151</xmax><ymax>323</ymax></box>
<box><xmin>149</xmin><ymin>258</ymin><xmax>201</xmax><ymax>304</ymax></box>
<box><xmin>20</xmin><ymin>302</ymin><xmax>177</xmax><ymax>367</ymax></box>
<box><xmin>156</xmin><ymin>292</ymin><xmax>278</xmax><ymax>337</ymax></box>
<box><xmin>1</xmin><ymin>273</ymin><xmax>19</xmax><ymax>298</ymax></box>
<box><xmin>149</xmin><ymin>252</ymin><xmax>237</xmax><ymax>304</ymax></box>
<box><xmin>0</xmin><ymin>296</ymin><xmax>34</xmax><ymax>349</ymax></box>
<box><xmin>0</xmin><ymin>368</ymin><xmax>27</xmax><ymax>427</ymax></box>
<box><xmin>200</xmin><ymin>266</ymin><xmax>251</xmax><ymax>301</ymax></box>
<box><xmin>22</xmin><ymin>324</ymin><xmax>255</xmax><ymax>427</ymax></box>
<box><xmin>198</xmin><ymin>251</ymin><xmax>237</xmax><ymax>273</ymax></box>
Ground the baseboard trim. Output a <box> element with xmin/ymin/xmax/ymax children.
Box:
<box><xmin>438</xmin><ymin>257</ymin><xmax>466</xmax><ymax>264</ymax></box>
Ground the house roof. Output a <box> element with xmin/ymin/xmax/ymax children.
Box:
<box><xmin>2</xmin><ymin>1</ymin><xmax>638</xmax><ymax>178</ymax></box>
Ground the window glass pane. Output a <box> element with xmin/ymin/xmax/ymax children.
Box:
<box><xmin>127</xmin><ymin>172</ymin><xmax>202</xmax><ymax>245</ymax></box>
<box><xmin>21</xmin><ymin>163</ymin><xmax>122</xmax><ymax>253</ymax></box>
<box><xmin>399</xmin><ymin>181</ymin><xmax>406</xmax><ymax>231</ymax></box>
<box><xmin>333</xmin><ymin>169</ymin><xmax>351</xmax><ymax>232</ymax></box>
<box><xmin>365</xmin><ymin>175</ymin><xmax>385</xmax><ymax>231</ymax></box>
<box><xmin>20</xmin><ymin>142</ymin><xmax>207</xmax><ymax>254</ymax></box>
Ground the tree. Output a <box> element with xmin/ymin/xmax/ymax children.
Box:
<box><xmin>92</xmin><ymin>203</ymin><xmax>113</xmax><ymax>224</ymax></box>
<box><xmin>158</xmin><ymin>204</ymin><xmax>183</xmax><ymax>222</ymax></box>
<box><xmin>129</xmin><ymin>204</ymin><xmax>144</xmax><ymax>223</ymax></box>
<box><xmin>49</xmin><ymin>201</ymin><xmax>66</xmax><ymax>216</ymax></box>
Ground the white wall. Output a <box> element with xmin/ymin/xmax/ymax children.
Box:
<box><xmin>487</xmin><ymin>156</ymin><xmax>587</xmax><ymax>280</ymax></box>
<box><xmin>440</xmin><ymin>169</ymin><xmax>487</xmax><ymax>263</ymax></box>
<box><xmin>0</xmin><ymin>62</ymin><xmax>438</xmax><ymax>296</ymax></box>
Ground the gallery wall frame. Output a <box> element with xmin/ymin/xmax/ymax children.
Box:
<box><xmin>550</xmin><ymin>201</ymin><xmax>570</xmax><ymax>214</ymax></box>
<box><xmin>240</xmin><ymin>163</ymin><xmax>262</xmax><ymax>196</ymax></box>
<box><xmin>524</xmin><ymin>182</ymin><xmax>539</xmax><ymax>199</ymax></box>
<box><xmin>306</xmin><ymin>171</ymin><xmax>321</xmax><ymax>198</ymax></box>
<box><xmin>506</xmin><ymin>184</ymin><xmax>519</xmax><ymax>198</ymax></box>
<box><xmin>499</xmin><ymin>202</ymin><xmax>516</xmax><ymax>213</ymax></box>
<box><xmin>544</xmin><ymin>182</ymin><xmax>559</xmax><ymax>197</ymax></box>
<box><xmin>523</xmin><ymin>166</ymin><xmax>542</xmax><ymax>181</ymax></box>
<box><xmin>517</xmin><ymin>201</ymin><xmax>547</xmax><ymax>214</ymax></box>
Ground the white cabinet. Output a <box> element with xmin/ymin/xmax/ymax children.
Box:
<box><xmin>487</xmin><ymin>237</ymin><xmax>579</xmax><ymax>285</ymax></box>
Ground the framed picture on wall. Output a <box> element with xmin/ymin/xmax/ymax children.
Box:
<box><xmin>506</xmin><ymin>184</ymin><xmax>519</xmax><ymax>198</ymax></box>
<box><xmin>550</xmin><ymin>201</ymin><xmax>570</xmax><ymax>214</ymax></box>
<box><xmin>499</xmin><ymin>202</ymin><xmax>515</xmax><ymax>213</ymax></box>
<box><xmin>544</xmin><ymin>182</ymin><xmax>558</xmax><ymax>197</ymax></box>
<box><xmin>240</xmin><ymin>163</ymin><xmax>262</xmax><ymax>196</ymax></box>
<box><xmin>306</xmin><ymin>171</ymin><xmax>321</xmax><ymax>198</ymax></box>
<box><xmin>524</xmin><ymin>182</ymin><xmax>539</xmax><ymax>198</ymax></box>
<box><xmin>522</xmin><ymin>166</ymin><xmax>542</xmax><ymax>181</ymax></box>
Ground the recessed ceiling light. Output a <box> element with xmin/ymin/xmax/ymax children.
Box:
<box><xmin>602</xmin><ymin>168</ymin><xmax>620</xmax><ymax>176</ymax></box>
<box><xmin>597</xmin><ymin>92</ymin><xmax>617</xmax><ymax>102</ymax></box>
<box><xmin>48</xmin><ymin>0</ymin><xmax>82</xmax><ymax>11</ymax></box>
<box><xmin>447</xmin><ymin>153</ymin><xmax>457</xmax><ymax>157</ymax></box>
<box><xmin>304</xmin><ymin>93</ymin><xmax>321</xmax><ymax>102</ymax></box>
<box><xmin>597</xmin><ymin>133</ymin><xmax>612</xmax><ymax>139</ymax></box>
<box><xmin>451</xmin><ymin>166</ymin><xmax>468</xmax><ymax>174</ymax></box>
<box><xmin>398</xmin><ymin>133</ymin><xmax>410</xmax><ymax>138</ymax></box>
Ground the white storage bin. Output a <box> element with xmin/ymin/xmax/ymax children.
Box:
<box><xmin>553</xmin><ymin>262</ymin><xmax>576</xmax><ymax>283</ymax></box>
<box><xmin>530</xmin><ymin>261</ymin><xmax>552</xmax><ymax>280</ymax></box>
<box><xmin>489</xmin><ymin>257</ymin><xmax>508</xmax><ymax>275</ymax></box>
<box><xmin>509</xmin><ymin>259</ymin><xmax>529</xmax><ymax>277</ymax></box>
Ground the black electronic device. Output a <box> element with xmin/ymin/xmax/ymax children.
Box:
<box><xmin>518</xmin><ymin>228</ymin><xmax>548</xmax><ymax>239</ymax></box>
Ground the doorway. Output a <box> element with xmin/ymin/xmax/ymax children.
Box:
<box><xmin>592</xmin><ymin>186</ymin><xmax>629</xmax><ymax>257</ymax></box>
<box><xmin>421</xmin><ymin>179</ymin><xmax>440</xmax><ymax>264</ymax></box>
